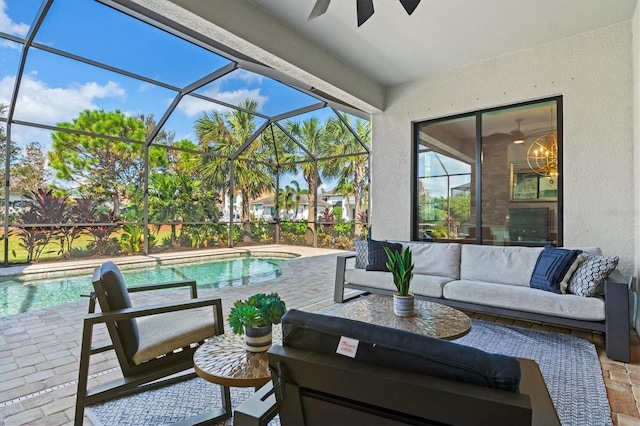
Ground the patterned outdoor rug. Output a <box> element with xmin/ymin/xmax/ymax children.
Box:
<box><xmin>86</xmin><ymin>319</ymin><xmax>611</xmax><ymax>426</ymax></box>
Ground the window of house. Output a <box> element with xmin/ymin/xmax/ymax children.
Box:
<box><xmin>413</xmin><ymin>97</ymin><xmax>562</xmax><ymax>246</ymax></box>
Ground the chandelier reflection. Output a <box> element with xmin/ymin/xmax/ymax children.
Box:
<box><xmin>527</xmin><ymin>133</ymin><xmax>558</xmax><ymax>182</ymax></box>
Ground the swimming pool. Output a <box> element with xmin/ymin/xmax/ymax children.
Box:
<box><xmin>0</xmin><ymin>256</ymin><xmax>288</xmax><ymax>317</ymax></box>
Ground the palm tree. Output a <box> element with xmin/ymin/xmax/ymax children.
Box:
<box><xmin>323</xmin><ymin>114</ymin><xmax>371</xmax><ymax>236</ymax></box>
<box><xmin>335</xmin><ymin>180</ymin><xmax>354</xmax><ymax>221</ymax></box>
<box><xmin>286</xmin><ymin>117</ymin><xmax>327</xmax><ymax>244</ymax></box>
<box><xmin>278</xmin><ymin>184</ymin><xmax>294</xmax><ymax>219</ymax></box>
<box><xmin>289</xmin><ymin>180</ymin><xmax>304</xmax><ymax>218</ymax></box>
<box><xmin>195</xmin><ymin>99</ymin><xmax>275</xmax><ymax>242</ymax></box>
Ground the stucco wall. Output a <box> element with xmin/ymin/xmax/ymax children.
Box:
<box><xmin>372</xmin><ymin>21</ymin><xmax>635</xmax><ymax>276</ymax></box>
<box><xmin>633</xmin><ymin>0</ymin><xmax>639</xmax><ymax>331</ymax></box>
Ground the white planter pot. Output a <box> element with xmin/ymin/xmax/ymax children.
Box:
<box><xmin>244</xmin><ymin>325</ymin><xmax>273</xmax><ymax>352</ymax></box>
<box><xmin>393</xmin><ymin>293</ymin><xmax>415</xmax><ymax>316</ymax></box>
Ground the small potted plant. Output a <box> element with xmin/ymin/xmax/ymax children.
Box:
<box><xmin>228</xmin><ymin>293</ymin><xmax>287</xmax><ymax>352</ymax></box>
<box><xmin>384</xmin><ymin>246</ymin><xmax>415</xmax><ymax>316</ymax></box>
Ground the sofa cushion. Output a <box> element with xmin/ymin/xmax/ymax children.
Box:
<box><xmin>460</xmin><ymin>245</ymin><xmax>543</xmax><ymax>286</ymax></box>
<box><xmin>402</xmin><ymin>242</ymin><xmax>461</xmax><ymax>279</ymax></box>
<box><xmin>282</xmin><ymin>309</ymin><xmax>522</xmax><ymax>393</ymax></box>
<box><xmin>443</xmin><ymin>280</ymin><xmax>606</xmax><ymax>321</ymax></box>
<box><xmin>568</xmin><ymin>253</ymin><xmax>619</xmax><ymax>297</ymax></box>
<box><xmin>366</xmin><ymin>239</ymin><xmax>402</xmax><ymax>272</ymax></box>
<box><xmin>354</xmin><ymin>239</ymin><xmax>368</xmax><ymax>269</ymax></box>
<box><xmin>344</xmin><ymin>269</ymin><xmax>449</xmax><ymax>298</ymax></box>
<box><xmin>529</xmin><ymin>245</ymin><xmax>582</xmax><ymax>294</ymax></box>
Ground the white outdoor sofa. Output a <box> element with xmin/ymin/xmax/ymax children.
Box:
<box><xmin>334</xmin><ymin>241</ymin><xmax>631</xmax><ymax>362</ymax></box>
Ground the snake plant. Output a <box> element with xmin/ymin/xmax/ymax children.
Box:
<box><xmin>384</xmin><ymin>246</ymin><xmax>414</xmax><ymax>296</ymax></box>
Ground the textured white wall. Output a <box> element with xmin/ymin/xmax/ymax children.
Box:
<box><xmin>372</xmin><ymin>22</ymin><xmax>635</xmax><ymax>274</ymax></box>
<box><xmin>633</xmin><ymin>0</ymin><xmax>640</xmax><ymax>332</ymax></box>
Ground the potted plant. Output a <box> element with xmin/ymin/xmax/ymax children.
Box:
<box><xmin>384</xmin><ymin>246</ymin><xmax>415</xmax><ymax>316</ymax></box>
<box><xmin>228</xmin><ymin>293</ymin><xmax>287</xmax><ymax>352</ymax></box>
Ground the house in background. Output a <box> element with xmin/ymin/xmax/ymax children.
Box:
<box><xmin>320</xmin><ymin>192</ymin><xmax>356</xmax><ymax>222</ymax></box>
<box><xmin>250</xmin><ymin>193</ymin><xmax>331</xmax><ymax>221</ymax></box>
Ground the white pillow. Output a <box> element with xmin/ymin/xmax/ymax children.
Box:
<box><xmin>560</xmin><ymin>257</ymin><xmax>583</xmax><ymax>294</ymax></box>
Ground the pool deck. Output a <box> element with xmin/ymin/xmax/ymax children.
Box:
<box><xmin>0</xmin><ymin>244</ymin><xmax>639</xmax><ymax>425</ymax></box>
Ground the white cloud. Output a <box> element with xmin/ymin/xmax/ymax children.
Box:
<box><xmin>0</xmin><ymin>73</ymin><xmax>126</xmax><ymax>144</ymax></box>
<box><xmin>232</xmin><ymin>69</ymin><xmax>264</xmax><ymax>85</ymax></box>
<box><xmin>0</xmin><ymin>0</ymin><xmax>29</xmax><ymax>37</ymax></box>
<box><xmin>177</xmin><ymin>88</ymin><xmax>268</xmax><ymax>118</ymax></box>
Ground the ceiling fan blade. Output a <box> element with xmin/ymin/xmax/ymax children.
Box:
<box><xmin>308</xmin><ymin>0</ymin><xmax>331</xmax><ymax>21</ymax></box>
<box><xmin>399</xmin><ymin>0</ymin><xmax>421</xmax><ymax>15</ymax></box>
<box><xmin>356</xmin><ymin>0</ymin><xmax>374</xmax><ymax>26</ymax></box>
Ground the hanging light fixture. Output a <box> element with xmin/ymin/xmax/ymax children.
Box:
<box><xmin>526</xmin><ymin>107</ymin><xmax>558</xmax><ymax>182</ymax></box>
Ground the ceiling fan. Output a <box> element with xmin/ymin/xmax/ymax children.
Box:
<box><xmin>489</xmin><ymin>118</ymin><xmax>539</xmax><ymax>144</ymax></box>
<box><xmin>308</xmin><ymin>0</ymin><xmax>421</xmax><ymax>27</ymax></box>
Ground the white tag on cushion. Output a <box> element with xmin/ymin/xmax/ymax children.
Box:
<box><xmin>336</xmin><ymin>336</ymin><xmax>359</xmax><ymax>358</ymax></box>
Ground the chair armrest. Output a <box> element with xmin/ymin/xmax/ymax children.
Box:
<box><xmin>127</xmin><ymin>279</ymin><xmax>198</xmax><ymax>298</ymax></box>
<box><xmin>84</xmin><ymin>296</ymin><xmax>223</xmax><ymax>330</ymax></box>
<box><xmin>604</xmin><ymin>270</ymin><xmax>632</xmax><ymax>362</ymax></box>
<box><xmin>334</xmin><ymin>252</ymin><xmax>356</xmax><ymax>303</ymax></box>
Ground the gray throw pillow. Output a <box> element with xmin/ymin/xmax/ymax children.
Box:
<box><xmin>354</xmin><ymin>239</ymin><xmax>368</xmax><ymax>269</ymax></box>
<box><xmin>568</xmin><ymin>253</ymin><xmax>619</xmax><ymax>297</ymax></box>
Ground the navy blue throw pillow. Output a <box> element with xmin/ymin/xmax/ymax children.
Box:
<box><xmin>365</xmin><ymin>239</ymin><xmax>402</xmax><ymax>272</ymax></box>
<box><xmin>530</xmin><ymin>245</ymin><xmax>582</xmax><ymax>293</ymax></box>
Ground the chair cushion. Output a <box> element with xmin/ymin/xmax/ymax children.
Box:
<box><xmin>95</xmin><ymin>261</ymin><xmax>140</xmax><ymax>360</ymax></box>
<box><xmin>134</xmin><ymin>309</ymin><xmax>217</xmax><ymax>365</ymax></box>
<box><xmin>282</xmin><ymin>309</ymin><xmax>521</xmax><ymax>393</ymax></box>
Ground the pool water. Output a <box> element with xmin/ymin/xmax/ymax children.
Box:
<box><xmin>0</xmin><ymin>257</ymin><xmax>285</xmax><ymax>317</ymax></box>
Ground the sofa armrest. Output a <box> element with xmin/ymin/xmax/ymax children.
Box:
<box><xmin>604</xmin><ymin>270</ymin><xmax>632</xmax><ymax>362</ymax></box>
<box><xmin>334</xmin><ymin>252</ymin><xmax>356</xmax><ymax>303</ymax></box>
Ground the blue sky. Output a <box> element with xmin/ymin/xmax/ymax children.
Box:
<box><xmin>0</xmin><ymin>0</ymin><xmax>355</xmax><ymax>192</ymax></box>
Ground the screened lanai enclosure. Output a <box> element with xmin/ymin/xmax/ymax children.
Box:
<box><xmin>0</xmin><ymin>0</ymin><xmax>371</xmax><ymax>265</ymax></box>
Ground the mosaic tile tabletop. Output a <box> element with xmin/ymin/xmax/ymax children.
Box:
<box><xmin>325</xmin><ymin>295</ymin><xmax>471</xmax><ymax>340</ymax></box>
<box><xmin>193</xmin><ymin>327</ymin><xmax>282</xmax><ymax>388</ymax></box>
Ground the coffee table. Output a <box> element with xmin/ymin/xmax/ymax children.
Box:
<box><xmin>325</xmin><ymin>294</ymin><xmax>472</xmax><ymax>340</ymax></box>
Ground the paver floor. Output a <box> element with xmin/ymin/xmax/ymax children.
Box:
<box><xmin>0</xmin><ymin>244</ymin><xmax>638</xmax><ymax>425</ymax></box>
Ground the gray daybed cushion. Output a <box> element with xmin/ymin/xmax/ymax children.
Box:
<box><xmin>403</xmin><ymin>242</ymin><xmax>462</xmax><ymax>279</ymax></box>
<box><xmin>282</xmin><ymin>309</ymin><xmax>522</xmax><ymax>392</ymax></box>
<box><xmin>443</xmin><ymin>280</ymin><xmax>606</xmax><ymax>321</ymax></box>
<box><xmin>344</xmin><ymin>268</ymin><xmax>449</xmax><ymax>298</ymax></box>
<box><xmin>460</xmin><ymin>245</ymin><xmax>544</xmax><ymax>286</ymax></box>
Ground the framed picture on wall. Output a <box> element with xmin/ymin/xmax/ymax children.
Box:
<box><xmin>510</xmin><ymin>164</ymin><xmax>558</xmax><ymax>201</ymax></box>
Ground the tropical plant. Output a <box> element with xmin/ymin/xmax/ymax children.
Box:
<box><xmin>228</xmin><ymin>293</ymin><xmax>287</xmax><ymax>334</ymax></box>
<box><xmin>286</xmin><ymin>117</ymin><xmax>327</xmax><ymax>244</ymax></box>
<box><xmin>318</xmin><ymin>207</ymin><xmax>335</xmax><ymax>232</ymax></box>
<box><xmin>118</xmin><ymin>224</ymin><xmax>155</xmax><ymax>254</ymax></box>
<box><xmin>384</xmin><ymin>246</ymin><xmax>414</xmax><ymax>296</ymax></box>
<box><xmin>195</xmin><ymin>99</ymin><xmax>275</xmax><ymax>242</ymax></box>
<box><xmin>323</xmin><ymin>114</ymin><xmax>370</xmax><ymax>236</ymax></box>
<box><xmin>357</xmin><ymin>210</ymin><xmax>369</xmax><ymax>239</ymax></box>
<box><xmin>14</xmin><ymin>189</ymin><xmax>73</xmax><ymax>262</ymax></box>
<box><xmin>72</xmin><ymin>198</ymin><xmax>120</xmax><ymax>256</ymax></box>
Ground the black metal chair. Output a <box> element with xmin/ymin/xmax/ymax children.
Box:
<box><xmin>263</xmin><ymin>310</ymin><xmax>560</xmax><ymax>425</ymax></box>
<box><xmin>74</xmin><ymin>261</ymin><xmax>230</xmax><ymax>425</ymax></box>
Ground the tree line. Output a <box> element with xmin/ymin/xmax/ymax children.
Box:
<box><xmin>1</xmin><ymin>99</ymin><xmax>370</xmax><ymax>261</ymax></box>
